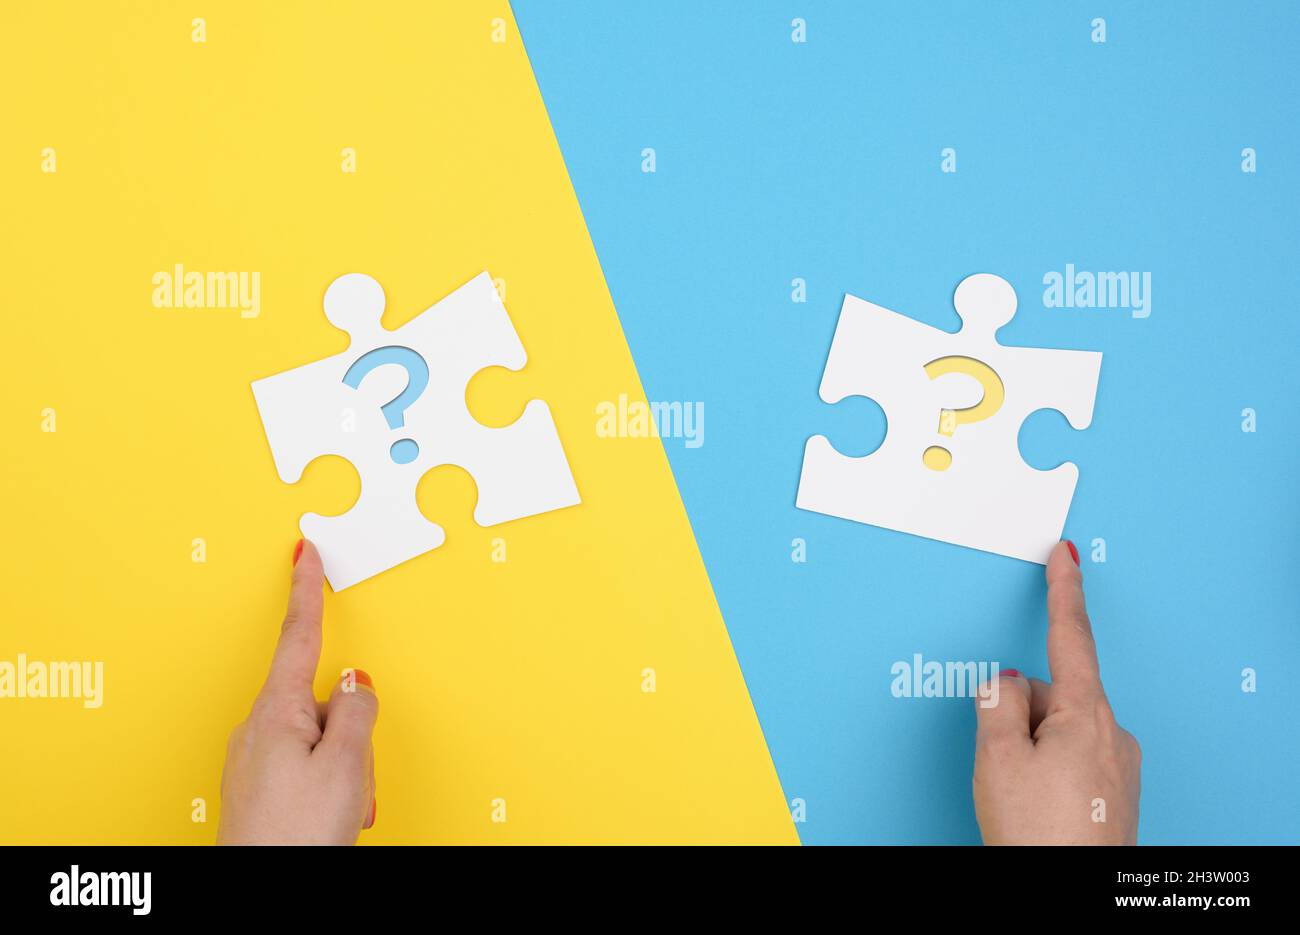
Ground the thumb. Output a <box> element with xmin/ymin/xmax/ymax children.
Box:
<box><xmin>974</xmin><ymin>668</ymin><xmax>1033</xmax><ymax>752</ymax></box>
<box><xmin>318</xmin><ymin>668</ymin><xmax>379</xmax><ymax>769</ymax></box>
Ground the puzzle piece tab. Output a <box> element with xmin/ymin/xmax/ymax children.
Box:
<box><xmin>252</xmin><ymin>272</ymin><xmax>580</xmax><ymax>589</ymax></box>
<box><xmin>795</xmin><ymin>274</ymin><xmax>1101</xmax><ymax>564</ymax></box>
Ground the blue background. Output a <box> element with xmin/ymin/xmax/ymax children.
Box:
<box><xmin>514</xmin><ymin>0</ymin><xmax>1300</xmax><ymax>843</ymax></box>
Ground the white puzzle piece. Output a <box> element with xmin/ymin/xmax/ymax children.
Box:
<box><xmin>252</xmin><ymin>272</ymin><xmax>581</xmax><ymax>590</ymax></box>
<box><xmin>795</xmin><ymin>273</ymin><xmax>1101</xmax><ymax>564</ymax></box>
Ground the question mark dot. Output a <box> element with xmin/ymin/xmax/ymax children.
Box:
<box><xmin>922</xmin><ymin>446</ymin><xmax>952</xmax><ymax>472</ymax></box>
<box><xmin>390</xmin><ymin>439</ymin><xmax>419</xmax><ymax>464</ymax></box>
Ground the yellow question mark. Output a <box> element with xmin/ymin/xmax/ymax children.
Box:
<box><xmin>921</xmin><ymin>356</ymin><xmax>1005</xmax><ymax>471</ymax></box>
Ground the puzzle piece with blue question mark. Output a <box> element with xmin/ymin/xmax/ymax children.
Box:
<box><xmin>795</xmin><ymin>274</ymin><xmax>1101</xmax><ymax>564</ymax></box>
<box><xmin>251</xmin><ymin>272</ymin><xmax>580</xmax><ymax>590</ymax></box>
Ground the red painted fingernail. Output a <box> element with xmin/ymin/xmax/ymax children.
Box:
<box><xmin>292</xmin><ymin>539</ymin><xmax>304</xmax><ymax>566</ymax></box>
<box><xmin>351</xmin><ymin>669</ymin><xmax>374</xmax><ymax>691</ymax></box>
<box><xmin>1065</xmin><ymin>540</ymin><xmax>1080</xmax><ymax>566</ymax></box>
<box><xmin>1000</xmin><ymin>668</ymin><xmax>1021</xmax><ymax>678</ymax></box>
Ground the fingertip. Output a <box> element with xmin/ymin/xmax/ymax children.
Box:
<box><xmin>291</xmin><ymin>538</ymin><xmax>324</xmax><ymax>583</ymax></box>
<box><xmin>1046</xmin><ymin>540</ymin><xmax>1081</xmax><ymax>584</ymax></box>
<box><xmin>973</xmin><ymin>666</ymin><xmax>1032</xmax><ymax>743</ymax></box>
<box><xmin>337</xmin><ymin>667</ymin><xmax>377</xmax><ymax>698</ymax></box>
<box><xmin>975</xmin><ymin>666</ymin><xmax>1029</xmax><ymax>708</ymax></box>
<box><xmin>1002</xmin><ymin>667</ymin><xmax>1031</xmax><ymax>699</ymax></box>
<box><xmin>319</xmin><ymin>667</ymin><xmax>380</xmax><ymax>765</ymax></box>
<box><xmin>352</xmin><ymin>668</ymin><xmax>375</xmax><ymax>693</ymax></box>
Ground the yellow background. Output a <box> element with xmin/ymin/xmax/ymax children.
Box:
<box><xmin>0</xmin><ymin>2</ymin><xmax>796</xmax><ymax>843</ymax></box>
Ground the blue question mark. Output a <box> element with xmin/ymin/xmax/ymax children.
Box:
<box><xmin>342</xmin><ymin>346</ymin><xmax>430</xmax><ymax>464</ymax></box>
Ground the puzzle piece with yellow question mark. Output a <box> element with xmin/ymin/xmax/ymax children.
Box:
<box><xmin>795</xmin><ymin>273</ymin><xmax>1101</xmax><ymax>563</ymax></box>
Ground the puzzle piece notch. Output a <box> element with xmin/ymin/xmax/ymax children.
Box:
<box><xmin>796</xmin><ymin>273</ymin><xmax>1101</xmax><ymax>564</ymax></box>
<box><xmin>252</xmin><ymin>272</ymin><xmax>580</xmax><ymax>589</ymax></box>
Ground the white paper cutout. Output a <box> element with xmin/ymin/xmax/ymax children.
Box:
<box><xmin>796</xmin><ymin>273</ymin><xmax>1101</xmax><ymax>564</ymax></box>
<box><xmin>252</xmin><ymin>272</ymin><xmax>580</xmax><ymax>589</ymax></box>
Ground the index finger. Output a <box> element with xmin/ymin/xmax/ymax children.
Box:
<box><xmin>1044</xmin><ymin>540</ymin><xmax>1102</xmax><ymax>697</ymax></box>
<box><xmin>262</xmin><ymin>539</ymin><xmax>325</xmax><ymax>698</ymax></box>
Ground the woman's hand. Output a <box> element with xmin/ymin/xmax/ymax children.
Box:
<box><xmin>973</xmin><ymin>541</ymin><xmax>1141</xmax><ymax>845</ymax></box>
<box><xmin>217</xmin><ymin>540</ymin><xmax>378</xmax><ymax>845</ymax></box>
